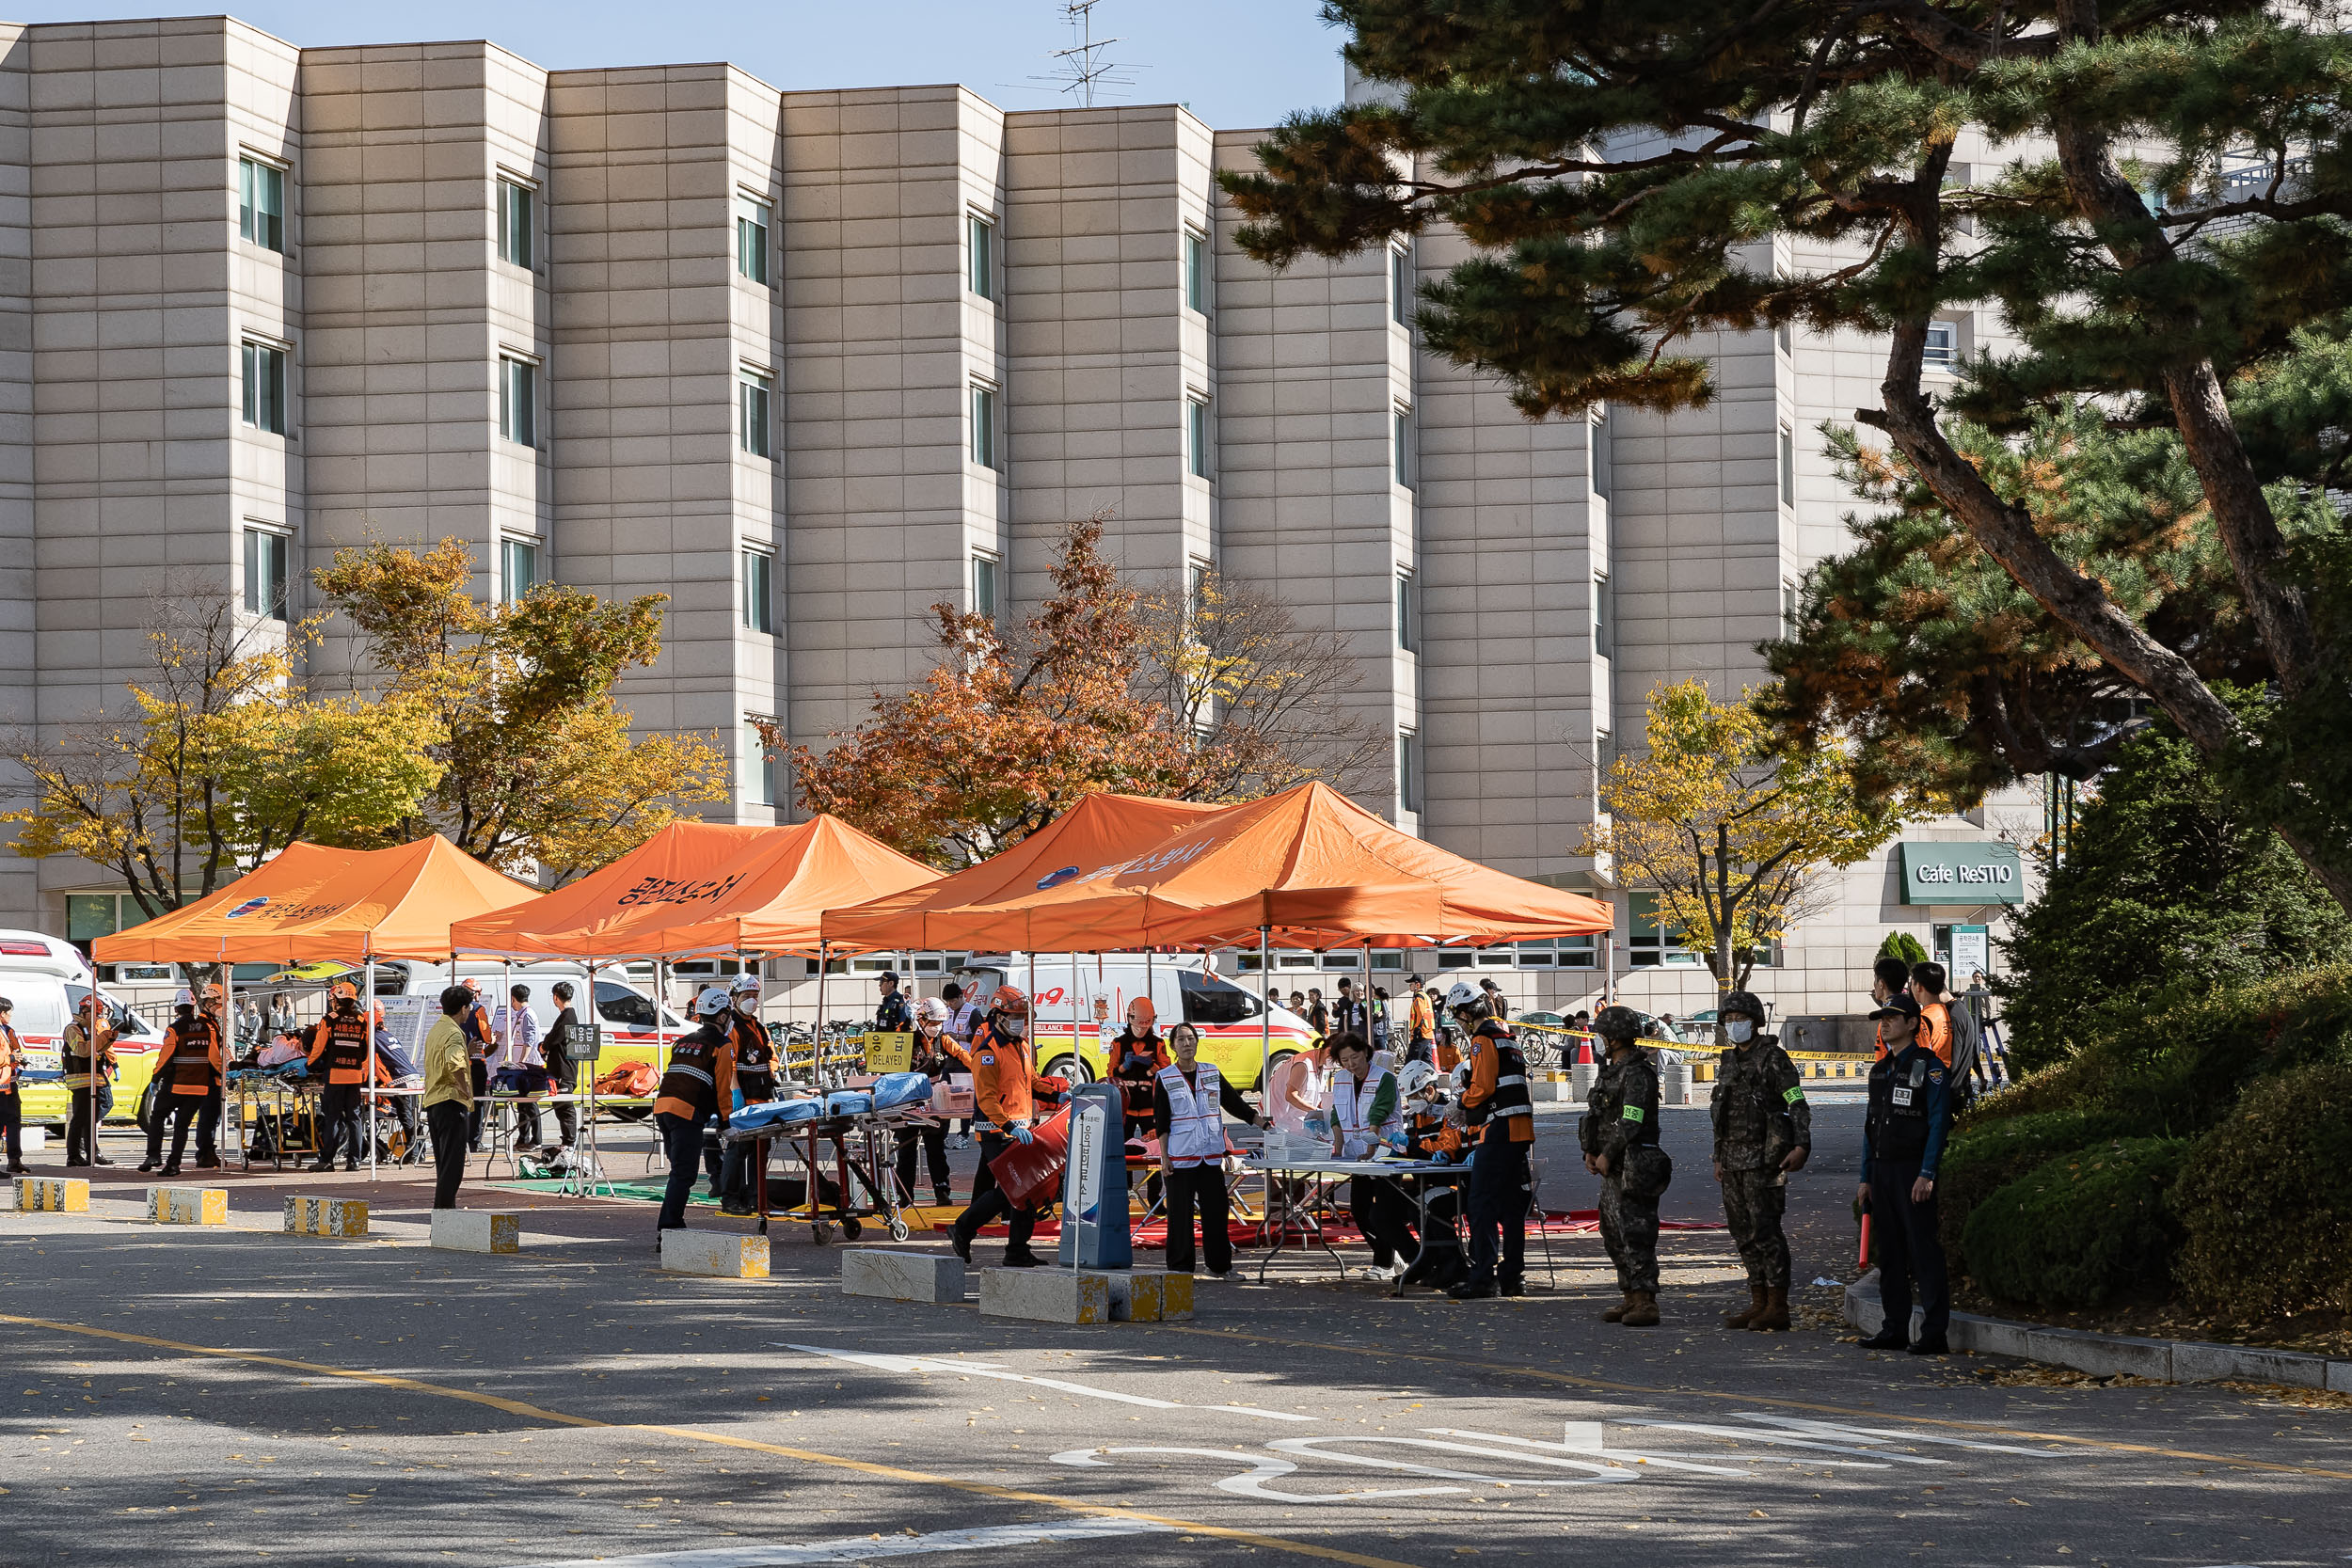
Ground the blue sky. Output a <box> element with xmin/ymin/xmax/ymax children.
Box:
<box><xmin>11</xmin><ymin>1</ymin><xmax>1345</xmax><ymax>128</ymax></box>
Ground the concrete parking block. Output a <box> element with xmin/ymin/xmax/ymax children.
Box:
<box><xmin>430</xmin><ymin>1211</ymin><xmax>522</xmax><ymax>1254</ymax></box>
<box><xmin>1570</xmin><ymin>1064</ymin><xmax>1597</xmax><ymax>1102</ymax></box>
<box><xmin>979</xmin><ymin>1266</ymin><xmax>1109</xmax><ymax>1324</ymax></box>
<box><xmin>1105</xmin><ymin>1269</ymin><xmax>1194</xmax><ymax>1322</ymax></box>
<box><xmin>660</xmin><ymin>1228</ymin><xmax>769</xmax><ymax>1278</ymax></box>
<box><xmin>283</xmin><ymin>1196</ymin><xmax>369</xmax><ymax>1237</ymax></box>
<box><xmin>145</xmin><ymin>1186</ymin><xmax>228</xmax><ymax>1226</ymax></box>
<box><xmin>15</xmin><ymin>1177</ymin><xmax>88</xmax><ymax>1212</ymax></box>
<box><xmin>2024</xmin><ymin>1326</ymin><xmax>2173</xmax><ymax>1381</ymax></box>
<box><xmin>843</xmin><ymin>1248</ymin><xmax>964</xmax><ymax>1303</ymax></box>
<box><xmin>2171</xmin><ymin>1340</ymin><xmax>2328</xmax><ymax>1389</ymax></box>
<box><xmin>2327</xmin><ymin>1359</ymin><xmax>2352</xmax><ymax>1394</ymax></box>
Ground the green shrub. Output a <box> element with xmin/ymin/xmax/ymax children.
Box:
<box><xmin>1939</xmin><ymin>1107</ymin><xmax>2144</xmax><ymax>1267</ymax></box>
<box><xmin>2170</xmin><ymin>1065</ymin><xmax>2352</xmax><ymax>1322</ymax></box>
<box><xmin>1960</xmin><ymin>1137</ymin><xmax>2189</xmax><ymax>1309</ymax></box>
<box><xmin>1878</xmin><ymin>931</ymin><xmax>1928</xmax><ymax>965</ymax></box>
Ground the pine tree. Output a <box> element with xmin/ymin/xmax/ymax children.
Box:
<box><xmin>1224</xmin><ymin>1</ymin><xmax>2352</xmax><ymax>912</ymax></box>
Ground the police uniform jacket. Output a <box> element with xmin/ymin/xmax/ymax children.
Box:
<box><xmin>1862</xmin><ymin>1040</ymin><xmax>1953</xmax><ymax>1182</ymax></box>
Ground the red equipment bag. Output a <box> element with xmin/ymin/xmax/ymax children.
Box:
<box><xmin>989</xmin><ymin>1105</ymin><xmax>1073</xmax><ymax>1209</ymax></box>
<box><xmin>595</xmin><ymin>1060</ymin><xmax>659</xmax><ymax>1098</ymax></box>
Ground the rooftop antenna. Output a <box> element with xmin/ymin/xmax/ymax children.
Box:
<box><xmin>1037</xmin><ymin>0</ymin><xmax>1136</xmax><ymax>108</ymax></box>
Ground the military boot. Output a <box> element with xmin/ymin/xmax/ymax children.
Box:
<box><xmin>1724</xmin><ymin>1285</ymin><xmax>1768</xmax><ymax>1329</ymax></box>
<box><xmin>1620</xmin><ymin>1291</ymin><xmax>1660</xmax><ymax>1327</ymax></box>
<box><xmin>1600</xmin><ymin>1292</ymin><xmax>1629</xmax><ymax>1323</ymax></box>
<box><xmin>1749</xmin><ymin>1285</ymin><xmax>1791</xmax><ymax>1331</ymax></box>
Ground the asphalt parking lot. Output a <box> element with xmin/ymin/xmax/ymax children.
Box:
<box><xmin>5</xmin><ymin>1096</ymin><xmax>2346</xmax><ymax>1568</ymax></box>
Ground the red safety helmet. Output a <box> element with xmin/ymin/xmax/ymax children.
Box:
<box><xmin>991</xmin><ymin>984</ymin><xmax>1030</xmax><ymax>1017</ymax></box>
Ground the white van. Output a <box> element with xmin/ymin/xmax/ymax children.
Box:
<box><xmin>0</xmin><ymin>930</ymin><xmax>166</xmax><ymax>1126</ymax></box>
<box><xmin>387</xmin><ymin>959</ymin><xmax>691</xmax><ymax>1090</ymax></box>
<box><xmin>1002</xmin><ymin>952</ymin><xmax>1316</xmax><ymax>1091</ymax></box>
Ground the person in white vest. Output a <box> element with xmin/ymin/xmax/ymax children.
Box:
<box><xmin>1152</xmin><ymin>1022</ymin><xmax>1265</xmax><ymax>1278</ymax></box>
<box><xmin>1327</xmin><ymin>1032</ymin><xmax>1413</xmax><ymax>1278</ymax></box>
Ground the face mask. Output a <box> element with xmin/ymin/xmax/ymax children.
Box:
<box><xmin>1726</xmin><ymin>1021</ymin><xmax>1754</xmax><ymax>1044</ymax></box>
<box><xmin>999</xmin><ymin>1020</ymin><xmax>1026</xmax><ymax>1038</ymax></box>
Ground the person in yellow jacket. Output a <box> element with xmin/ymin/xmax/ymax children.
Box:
<box><xmin>421</xmin><ymin>986</ymin><xmax>476</xmax><ymax>1209</ymax></box>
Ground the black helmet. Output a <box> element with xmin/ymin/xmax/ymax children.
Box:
<box><xmin>1593</xmin><ymin>1005</ymin><xmax>1645</xmax><ymax>1042</ymax></box>
<box><xmin>1718</xmin><ymin>990</ymin><xmax>1765</xmax><ymax>1023</ymax></box>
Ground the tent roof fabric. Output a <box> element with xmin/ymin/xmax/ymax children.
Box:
<box><xmin>820</xmin><ymin>792</ymin><xmax>1224</xmax><ymax>952</ymax></box>
<box><xmin>91</xmin><ymin>835</ymin><xmax>541</xmax><ymax>965</ymax></box>
<box><xmin>828</xmin><ymin>782</ymin><xmax>1613</xmax><ymax>952</ymax></box>
<box><xmin>447</xmin><ymin>816</ymin><xmax>939</xmax><ymax>961</ymax></box>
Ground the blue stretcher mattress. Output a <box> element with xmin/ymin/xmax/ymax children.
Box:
<box><xmin>822</xmin><ymin>1089</ymin><xmax>873</xmax><ymax>1117</ymax></box>
<box><xmin>869</xmin><ymin>1072</ymin><xmax>932</xmax><ymax>1112</ymax></box>
<box><xmin>732</xmin><ymin>1097</ymin><xmax>821</xmax><ymax>1132</ymax></box>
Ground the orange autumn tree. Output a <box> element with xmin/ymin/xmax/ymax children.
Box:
<box><xmin>774</xmin><ymin>515</ymin><xmax>1208</xmax><ymax>867</ymax></box>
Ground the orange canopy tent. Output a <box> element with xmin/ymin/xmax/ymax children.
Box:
<box><xmin>92</xmin><ymin>834</ymin><xmax>540</xmax><ymax>965</ymax></box>
<box><xmin>818</xmin><ymin>791</ymin><xmax>1225</xmax><ymax>953</ymax></box>
<box><xmin>843</xmin><ymin>781</ymin><xmax>1613</xmax><ymax>955</ymax></box>
<box><xmin>447</xmin><ymin>815</ymin><xmax>939</xmax><ymax>962</ymax></box>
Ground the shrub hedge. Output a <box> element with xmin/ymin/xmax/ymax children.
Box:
<box><xmin>1938</xmin><ymin>1107</ymin><xmax>2142</xmax><ymax>1268</ymax></box>
<box><xmin>1960</xmin><ymin>1137</ymin><xmax>2189</xmax><ymax>1309</ymax></box>
<box><xmin>2170</xmin><ymin>1065</ymin><xmax>2352</xmax><ymax>1322</ymax></box>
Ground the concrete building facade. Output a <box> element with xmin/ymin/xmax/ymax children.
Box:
<box><xmin>0</xmin><ymin>15</ymin><xmax>2036</xmax><ymax>1022</ymax></box>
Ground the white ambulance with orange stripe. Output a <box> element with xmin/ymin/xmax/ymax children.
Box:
<box><xmin>1008</xmin><ymin>954</ymin><xmax>1316</xmax><ymax>1091</ymax></box>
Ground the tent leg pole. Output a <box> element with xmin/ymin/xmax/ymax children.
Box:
<box><xmin>363</xmin><ymin>946</ymin><xmax>376</xmax><ymax>1182</ymax></box>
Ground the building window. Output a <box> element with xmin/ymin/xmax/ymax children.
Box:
<box><xmin>1778</xmin><ymin>423</ymin><xmax>1795</xmax><ymax>507</ymax></box>
<box><xmin>1393</xmin><ymin>405</ymin><xmax>1413</xmax><ymax>488</ymax></box>
<box><xmin>499</xmin><ymin>355</ymin><xmax>537</xmax><ymax>448</ymax></box>
<box><xmin>736</xmin><ymin>194</ymin><xmax>771</xmax><ymax>285</ymax></box>
<box><xmin>742</xmin><ymin>547</ymin><xmax>775</xmax><ymax>634</ymax></box>
<box><xmin>1783</xmin><ymin>577</ymin><xmax>1800</xmax><ymax>634</ymax></box>
<box><xmin>1395</xmin><ymin>570</ymin><xmax>1416</xmax><ymax>652</ymax></box>
<box><xmin>244</xmin><ymin>527</ymin><xmax>290</xmax><ymax>621</ymax></box>
<box><xmin>240</xmin><ymin>341</ymin><xmax>286</xmax><ymax>435</ymax></box>
<box><xmin>1628</xmin><ymin>890</ymin><xmax>1701</xmax><ymax>966</ymax></box>
<box><xmin>501</xmin><ymin>537</ymin><xmax>539</xmax><ymax>604</ymax></box>
<box><xmin>1187</xmin><ymin>559</ymin><xmax>1211</xmax><ymax>619</ymax></box>
<box><xmin>1595</xmin><ymin>728</ymin><xmax>1615</xmax><ymax>787</ymax></box>
<box><xmin>238</xmin><ymin>156</ymin><xmax>285</xmax><ymax>253</ymax></box>
<box><xmin>498</xmin><ymin>178</ymin><xmax>535</xmax><ymax>269</ymax></box>
<box><xmin>971</xmin><ymin>552</ymin><xmax>999</xmax><ymax>620</ymax></box>
<box><xmin>1924</xmin><ymin>318</ymin><xmax>1960</xmax><ymax>369</ymax></box>
<box><xmin>1776</xmin><ymin>320</ymin><xmax>1792</xmax><ymax>356</ymax></box>
<box><xmin>1592</xmin><ymin>572</ymin><xmax>1615</xmax><ymax>657</ymax></box>
<box><xmin>746</xmin><ymin>721</ymin><xmax>779</xmax><ymax>807</ymax></box>
<box><xmin>971</xmin><ymin>382</ymin><xmax>999</xmax><ymax>469</ymax></box>
<box><xmin>1590</xmin><ymin>411</ymin><xmax>1612</xmax><ymax>502</ymax></box>
<box><xmin>1515</xmin><ymin>936</ymin><xmax>1597</xmax><ymax>968</ymax></box>
<box><xmin>1185</xmin><ymin>394</ymin><xmax>1211</xmax><ymax>480</ymax></box>
<box><xmin>1184</xmin><ymin>228</ymin><xmax>1209</xmax><ymax>313</ymax></box>
<box><xmin>1398</xmin><ymin>730</ymin><xmax>1422</xmax><ymax>815</ymax></box>
<box><xmin>1391</xmin><ymin>246</ymin><xmax>1410</xmax><ymax>325</ymax></box>
<box><xmin>739</xmin><ymin>369</ymin><xmax>773</xmax><ymax>458</ymax></box>
<box><xmin>968</xmin><ymin>213</ymin><xmax>995</xmax><ymax>299</ymax></box>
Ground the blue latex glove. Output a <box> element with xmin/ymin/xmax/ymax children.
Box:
<box><xmin>1009</xmin><ymin>1123</ymin><xmax>1034</xmax><ymax>1145</ymax></box>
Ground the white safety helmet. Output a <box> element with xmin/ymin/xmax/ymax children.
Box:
<box><xmin>1396</xmin><ymin>1059</ymin><xmax>1435</xmax><ymax>1099</ymax></box>
<box><xmin>1444</xmin><ymin>980</ymin><xmax>1482</xmax><ymax>1011</ymax></box>
<box><xmin>694</xmin><ymin>986</ymin><xmax>732</xmax><ymax>1018</ymax></box>
<box><xmin>914</xmin><ymin>997</ymin><xmax>951</xmax><ymax>1024</ymax></box>
<box><xmin>173</xmin><ymin>988</ymin><xmax>195</xmax><ymax>1007</ymax></box>
<box><xmin>730</xmin><ymin>974</ymin><xmax>762</xmax><ymax>998</ymax></box>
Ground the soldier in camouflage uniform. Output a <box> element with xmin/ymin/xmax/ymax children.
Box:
<box><xmin>1579</xmin><ymin>1006</ymin><xmax>1664</xmax><ymax>1326</ymax></box>
<box><xmin>1708</xmin><ymin>990</ymin><xmax>1811</xmax><ymax>1331</ymax></box>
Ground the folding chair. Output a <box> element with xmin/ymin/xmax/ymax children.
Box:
<box><xmin>1525</xmin><ymin>1156</ymin><xmax>1560</xmax><ymax>1290</ymax></box>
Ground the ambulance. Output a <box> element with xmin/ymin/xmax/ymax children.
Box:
<box><xmin>0</xmin><ymin>931</ymin><xmax>164</xmax><ymax>1127</ymax></box>
<box><xmin>1006</xmin><ymin>953</ymin><xmax>1316</xmax><ymax>1091</ymax></box>
<box><xmin>384</xmin><ymin>959</ymin><xmax>689</xmax><ymax>1089</ymax></box>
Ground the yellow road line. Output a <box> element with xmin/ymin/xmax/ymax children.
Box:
<box><xmin>1143</xmin><ymin>1322</ymin><xmax>2352</xmax><ymax>1481</ymax></box>
<box><xmin>0</xmin><ymin>1312</ymin><xmax>1417</xmax><ymax>1568</ymax></box>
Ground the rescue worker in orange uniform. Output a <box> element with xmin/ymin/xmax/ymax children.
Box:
<box><xmin>948</xmin><ymin>986</ymin><xmax>1050</xmax><ymax>1269</ymax></box>
<box><xmin>895</xmin><ymin>997</ymin><xmax>959</xmax><ymax>1211</ymax></box>
<box><xmin>1910</xmin><ymin>961</ymin><xmax>1955</xmax><ymax>1067</ymax></box>
<box><xmin>1445</xmin><ymin>980</ymin><xmax>1535</xmax><ymax>1299</ymax></box>
<box><xmin>304</xmin><ymin>994</ymin><xmax>373</xmax><ymax>1172</ymax></box>
<box><xmin>654</xmin><ymin>988</ymin><xmax>738</xmax><ymax>1238</ymax></box>
<box><xmin>717</xmin><ymin>974</ymin><xmax>775</xmax><ymax>1215</ymax></box>
<box><xmin>156</xmin><ymin>993</ymin><xmax>227</xmax><ymax>1176</ymax></box>
<box><xmin>1394</xmin><ymin>1057</ymin><xmax>1469</xmax><ymax>1291</ymax></box>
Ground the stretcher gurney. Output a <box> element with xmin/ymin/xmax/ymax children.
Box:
<box><xmin>723</xmin><ymin>1073</ymin><xmax>939</xmax><ymax>1243</ymax></box>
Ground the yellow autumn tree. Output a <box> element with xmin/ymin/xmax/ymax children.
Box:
<box><xmin>7</xmin><ymin>586</ymin><xmax>446</xmax><ymax>921</ymax></box>
<box><xmin>1581</xmin><ymin>679</ymin><xmax>1915</xmax><ymax>994</ymax></box>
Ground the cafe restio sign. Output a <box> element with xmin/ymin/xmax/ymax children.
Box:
<box><xmin>1899</xmin><ymin>841</ymin><xmax>2024</xmax><ymax>906</ymax></box>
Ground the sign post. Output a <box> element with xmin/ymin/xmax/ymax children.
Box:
<box><xmin>1055</xmin><ymin>1080</ymin><xmax>1130</xmax><ymax>1271</ymax></box>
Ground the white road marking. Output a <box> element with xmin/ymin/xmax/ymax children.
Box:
<box><xmin>781</xmin><ymin>1343</ymin><xmax>1315</xmax><ymax>1422</ymax></box>
<box><xmin>1050</xmin><ymin>1446</ymin><xmax>1462</xmax><ymax>1503</ymax></box>
<box><xmin>504</xmin><ymin>1516</ymin><xmax>1174</xmax><ymax>1568</ymax></box>
<box><xmin>1424</xmin><ymin>1424</ymin><xmax>1755</xmax><ymax>1477</ymax></box>
<box><xmin>1265</xmin><ymin>1434</ymin><xmax>1634</xmax><ymax>1486</ymax></box>
<box><xmin>1731</xmin><ymin>1413</ymin><xmax>2064</xmax><ymax>1457</ymax></box>
<box><xmin>1616</xmin><ymin>1417</ymin><xmax>1947</xmax><ymax>1465</ymax></box>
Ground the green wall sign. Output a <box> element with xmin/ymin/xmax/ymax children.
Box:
<box><xmin>1899</xmin><ymin>841</ymin><xmax>2024</xmax><ymax>905</ymax></box>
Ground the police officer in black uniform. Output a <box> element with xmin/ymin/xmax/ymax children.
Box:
<box><xmin>1858</xmin><ymin>993</ymin><xmax>1955</xmax><ymax>1354</ymax></box>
